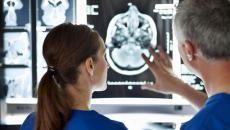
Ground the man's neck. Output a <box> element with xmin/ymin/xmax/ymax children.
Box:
<box><xmin>202</xmin><ymin>60</ymin><xmax>230</xmax><ymax>96</ymax></box>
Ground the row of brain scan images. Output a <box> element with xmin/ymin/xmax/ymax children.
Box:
<box><xmin>3</xmin><ymin>0</ymin><xmax>73</xmax><ymax>26</ymax></box>
<box><xmin>0</xmin><ymin>0</ymin><xmax>204</xmax><ymax>99</ymax></box>
<box><xmin>1</xmin><ymin>0</ymin><xmax>75</xmax><ymax>98</ymax></box>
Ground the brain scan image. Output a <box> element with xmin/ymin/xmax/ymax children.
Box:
<box><xmin>87</xmin><ymin>0</ymin><xmax>174</xmax><ymax>98</ymax></box>
<box><xmin>4</xmin><ymin>0</ymin><xmax>23</xmax><ymax>26</ymax></box>
<box><xmin>41</xmin><ymin>0</ymin><xmax>69</xmax><ymax>26</ymax></box>
<box><xmin>105</xmin><ymin>3</ymin><xmax>157</xmax><ymax>75</ymax></box>
<box><xmin>4</xmin><ymin>69</ymin><xmax>32</xmax><ymax>98</ymax></box>
<box><xmin>3</xmin><ymin>32</ymin><xmax>30</xmax><ymax>65</ymax></box>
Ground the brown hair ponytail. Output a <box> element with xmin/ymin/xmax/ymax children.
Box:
<box><xmin>35</xmin><ymin>23</ymin><xmax>100</xmax><ymax>130</ymax></box>
<box><xmin>35</xmin><ymin>71</ymin><xmax>70</xmax><ymax>130</ymax></box>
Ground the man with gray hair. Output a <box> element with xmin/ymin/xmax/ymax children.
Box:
<box><xmin>142</xmin><ymin>0</ymin><xmax>230</xmax><ymax>129</ymax></box>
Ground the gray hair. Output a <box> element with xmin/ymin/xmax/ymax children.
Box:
<box><xmin>174</xmin><ymin>0</ymin><xmax>230</xmax><ymax>60</ymax></box>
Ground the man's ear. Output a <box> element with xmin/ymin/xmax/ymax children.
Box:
<box><xmin>183</xmin><ymin>40</ymin><xmax>196</xmax><ymax>61</ymax></box>
<box><xmin>84</xmin><ymin>57</ymin><xmax>94</xmax><ymax>76</ymax></box>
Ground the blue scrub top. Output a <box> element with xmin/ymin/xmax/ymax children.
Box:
<box><xmin>181</xmin><ymin>93</ymin><xmax>230</xmax><ymax>130</ymax></box>
<box><xmin>20</xmin><ymin>109</ymin><xmax>128</xmax><ymax>130</ymax></box>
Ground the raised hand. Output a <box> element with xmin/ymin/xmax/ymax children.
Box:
<box><xmin>141</xmin><ymin>47</ymin><xmax>187</xmax><ymax>95</ymax></box>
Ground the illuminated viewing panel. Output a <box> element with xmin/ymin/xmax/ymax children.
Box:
<box><xmin>0</xmin><ymin>0</ymin><xmax>204</xmax><ymax>100</ymax></box>
<box><xmin>87</xmin><ymin>0</ymin><xmax>174</xmax><ymax>98</ymax></box>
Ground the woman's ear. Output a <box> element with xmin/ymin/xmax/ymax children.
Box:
<box><xmin>183</xmin><ymin>40</ymin><xmax>195</xmax><ymax>61</ymax></box>
<box><xmin>84</xmin><ymin>57</ymin><xmax>94</xmax><ymax>76</ymax></box>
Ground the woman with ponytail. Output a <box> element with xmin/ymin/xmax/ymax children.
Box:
<box><xmin>20</xmin><ymin>23</ymin><xmax>128</xmax><ymax>130</ymax></box>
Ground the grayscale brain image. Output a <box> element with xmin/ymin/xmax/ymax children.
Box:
<box><xmin>3</xmin><ymin>0</ymin><xmax>30</xmax><ymax>26</ymax></box>
<box><xmin>0</xmin><ymin>68</ymin><xmax>32</xmax><ymax>98</ymax></box>
<box><xmin>3</xmin><ymin>32</ymin><xmax>31</xmax><ymax>65</ymax></box>
<box><xmin>37</xmin><ymin>0</ymin><xmax>74</xmax><ymax>26</ymax></box>
<box><xmin>105</xmin><ymin>3</ymin><xmax>157</xmax><ymax>75</ymax></box>
<box><xmin>87</xmin><ymin>0</ymin><xmax>174</xmax><ymax>98</ymax></box>
<box><xmin>3</xmin><ymin>0</ymin><xmax>23</xmax><ymax>26</ymax></box>
<box><xmin>41</xmin><ymin>0</ymin><xmax>69</xmax><ymax>26</ymax></box>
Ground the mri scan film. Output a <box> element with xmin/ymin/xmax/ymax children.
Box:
<box><xmin>87</xmin><ymin>0</ymin><xmax>174</xmax><ymax>98</ymax></box>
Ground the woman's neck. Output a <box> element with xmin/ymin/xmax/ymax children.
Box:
<box><xmin>65</xmin><ymin>84</ymin><xmax>93</xmax><ymax>110</ymax></box>
<box><xmin>71</xmin><ymin>90</ymin><xmax>92</xmax><ymax>110</ymax></box>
